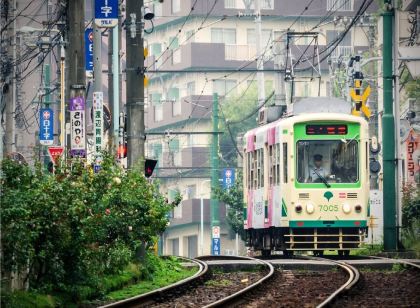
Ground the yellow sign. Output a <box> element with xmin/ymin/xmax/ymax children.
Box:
<box><xmin>350</xmin><ymin>85</ymin><xmax>371</xmax><ymax>118</ymax></box>
<box><xmin>144</xmin><ymin>75</ymin><xmax>149</xmax><ymax>87</ymax></box>
<box><xmin>144</xmin><ymin>47</ymin><xmax>149</xmax><ymax>58</ymax></box>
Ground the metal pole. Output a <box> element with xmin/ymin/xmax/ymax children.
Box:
<box><xmin>255</xmin><ymin>0</ymin><xmax>265</xmax><ymax>108</ymax></box>
<box><xmin>382</xmin><ymin>0</ymin><xmax>397</xmax><ymax>251</ymax></box>
<box><xmin>126</xmin><ymin>0</ymin><xmax>145</xmax><ymax>169</ymax></box>
<box><xmin>60</xmin><ymin>40</ymin><xmax>65</xmax><ymax>148</ymax></box>
<box><xmin>393</xmin><ymin>2</ymin><xmax>403</xmax><ymax>242</ymax></box>
<box><xmin>108</xmin><ymin>28</ymin><xmax>114</xmax><ymax>141</ymax></box>
<box><xmin>211</xmin><ymin>93</ymin><xmax>220</xmax><ymax>255</ymax></box>
<box><xmin>93</xmin><ymin>1</ymin><xmax>102</xmax><ymax>93</ymax></box>
<box><xmin>112</xmin><ymin>26</ymin><xmax>119</xmax><ymax>141</ymax></box>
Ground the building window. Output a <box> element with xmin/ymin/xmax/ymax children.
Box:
<box><xmin>150</xmin><ymin>43</ymin><xmax>162</xmax><ymax>57</ymax></box>
<box><xmin>224</xmin><ymin>0</ymin><xmax>274</xmax><ymax>9</ymax></box>
<box><xmin>326</xmin><ymin>30</ymin><xmax>352</xmax><ymax>58</ymax></box>
<box><xmin>187</xmin><ymin>81</ymin><xmax>195</xmax><ymax>96</ymax></box>
<box><xmin>154</xmin><ymin>104</ymin><xmax>163</xmax><ymax>122</ymax></box>
<box><xmin>213</xmin><ymin>79</ymin><xmax>237</xmax><ymax>96</ymax></box>
<box><xmin>186</xmin><ymin>185</ymin><xmax>197</xmax><ymax>199</ymax></box>
<box><xmin>327</xmin><ymin>0</ymin><xmax>353</xmax><ymax>11</ymax></box>
<box><xmin>185</xmin><ymin>30</ymin><xmax>195</xmax><ymax>42</ymax></box>
<box><xmin>172</xmin><ymin>0</ymin><xmax>180</xmax><ymax>13</ymax></box>
<box><xmin>211</xmin><ymin>28</ymin><xmax>236</xmax><ymax>44</ymax></box>
<box><xmin>153</xmin><ymin>3</ymin><xmax>162</xmax><ymax>18</ymax></box>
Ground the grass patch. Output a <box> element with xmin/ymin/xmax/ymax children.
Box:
<box><xmin>104</xmin><ymin>257</ymin><xmax>197</xmax><ymax>302</ymax></box>
<box><xmin>351</xmin><ymin>244</ymin><xmax>384</xmax><ymax>256</ymax></box>
<box><xmin>205</xmin><ymin>279</ymin><xmax>232</xmax><ymax>287</ymax></box>
<box><xmin>1</xmin><ymin>290</ymin><xmax>57</xmax><ymax>308</ymax></box>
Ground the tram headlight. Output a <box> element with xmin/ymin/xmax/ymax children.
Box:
<box><xmin>343</xmin><ymin>203</ymin><xmax>351</xmax><ymax>214</ymax></box>
<box><xmin>355</xmin><ymin>205</ymin><xmax>362</xmax><ymax>213</ymax></box>
<box><xmin>306</xmin><ymin>203</ymin><xmax>315</xmax><ymax>214</ymax></box>
<box><xmin>295</xmin><ymin>204</ymin><xmax>303</xmax><ymax>213</ymax></box>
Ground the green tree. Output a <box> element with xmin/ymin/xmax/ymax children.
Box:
<box><xmin>215</xmin><ymin>172</ymin><xmax>245</xmax><ymax>240</ymax></box>
<box><xmin>1</xmin><ymin>152</ymin><xmax>174</xmax><ymax>298</ymax></box>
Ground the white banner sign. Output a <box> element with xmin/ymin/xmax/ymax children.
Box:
<box><xmin>93</xmin><ymin>92</ymin><xmax>104</xmax><ymax>158</ymax></box>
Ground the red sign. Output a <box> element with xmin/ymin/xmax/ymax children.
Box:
<box><xmin>48</xmin><ymin>146</ymin><xmax>64</xmax><ymax>165</ymax></box>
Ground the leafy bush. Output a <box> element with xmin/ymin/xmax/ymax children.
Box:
<box><xmin>401</xmin><ymin>184</ymin><xmax>420</xmax><ymax>253</ymax></box>
<box><xmin>0</xmin><ymin>152</ymin><xmax>173</xmax><ymax>300</ymax></box>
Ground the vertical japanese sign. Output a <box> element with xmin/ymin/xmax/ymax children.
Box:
<box><xmin>85</xmin><ymin>28</ymin><xmax>93</xmax><ymax>72</ymax></box>
<box><xmin>94</xmin><ymin>0</ymin><xmax>118</xmax><ymax>28</ymax></box>
<box><xmin>39</xmin><ymin>108</ymin><xmax>54</xmax><ymax>145</ymax></box>
<box><xmin>69</xmin><ymin>97</ymin><xmax>86</xmax><ymax>157</ymax></box>
<box><xmin>222</xmin><ymin>168</ymin><xmax>235</xmax><ymax>190</ymax></box>
<box><xmin>406</xmin><ymin>129</ymin><xmax>420</xmax><ymax>184</ymax></box>
<box><xmin>93</xmin><ymin>92</ymin><xmax>104</xmax><ymax>158</ymax></box>
<box><xmin>212</xmin><ymin>226</ymin><xmax>221</xmax><ymax>255</ymax></box>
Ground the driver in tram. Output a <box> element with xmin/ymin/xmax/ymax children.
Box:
<box><xmin>307</xmin><ymin>154</ymin><xmax>328</xmax><ymax>183</ymax></box>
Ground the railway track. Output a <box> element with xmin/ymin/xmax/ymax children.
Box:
<box><xmin>100</xmin><ymin>256</ymin><xmax>208</xmax><ymax>308</ymax></box>
<box><xmin>297</xmin><ymin>256</ymin><xmax>360</xmax><ymax>308</ymax></box>
<box><xmin>100</xmin><ymin>255</ymin><xmax>273</xmax><ymax>308</ymax></box>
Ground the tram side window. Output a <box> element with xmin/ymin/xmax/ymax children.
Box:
<box><xmin>283</xmin><ymin>143</ymin><xmax>288</xmax><ymax>183</ymax></box>
<box><xmin>256</xmin><ymin>149</ymin><xmax>264</xmax><ymax>189</ymax></box>
<box><xmin>269</xmin><ymin>145</ymin><xmax>274</xmax><ymax>185</ymax></box>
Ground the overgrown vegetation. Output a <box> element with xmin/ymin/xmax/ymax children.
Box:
<box><xmin>401</xmin><ymin>184</ymin><xmax>420</xmax><ymax>253</ymax></box>
<box><xmin>0</xmin><ymin>152</ymin><xmax>181</xmax><ymax>304</ymax></box>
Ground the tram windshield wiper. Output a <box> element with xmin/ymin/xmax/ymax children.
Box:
<box><xmin>313</xmin><ymin>169</ymin><xmax>331</xmax><ymax>188</ymax></box>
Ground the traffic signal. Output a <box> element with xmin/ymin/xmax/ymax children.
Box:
<box><xmin>145</xmin><ymin>159</ymin><xmax>158</xmax><ymax>178</ymax></box>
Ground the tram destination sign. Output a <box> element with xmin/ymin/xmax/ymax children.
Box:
<box><xmin>306</xmin><ymin>124</ymin><xmax>348</xmax><ymax>135</ymax></box>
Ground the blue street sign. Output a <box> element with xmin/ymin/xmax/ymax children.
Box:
<box><xmin>94</xmin><ymin>165</ymin><xmax>101</xmax><ymax>173</ymax></box>
<box><xmin>94</xmin><ymin>0</ymin><xmax>118</xmax><ymax>28</ymax></box>
<box><xmin>222</xmin><ymin>168</ymin><xmax>235</xmax><ymax>189</ymax></box>
<box><xmin>39</xmin><ymin>108</ymin><xmax>54</xmax><ymax>145</ymax></box>
<box><xmin>212</xmin><ymin>238</ymin><xmax>220</xmax><ymax>256</ymax></box>
<box><xmin>85</xmin><ymin>28</ymin><xmax>93</xmax><ymax>72</ymax></box>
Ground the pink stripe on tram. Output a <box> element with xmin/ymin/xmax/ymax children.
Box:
<box><xmin>246</xmin><ymin>134</ymin><xmax>255</xmax><ymax>152</ymax></box>
<box><xmin>267</xmin><ymin>127</ymin><xmax>276</xmax><ymax>145</ymax></box>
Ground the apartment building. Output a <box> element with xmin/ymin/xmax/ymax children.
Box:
<box><xmin>144</xmin><ymin>0</ymin><xmax>378</xmax><ymax>257</ymax></box>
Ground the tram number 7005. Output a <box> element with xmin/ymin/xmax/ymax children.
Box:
<box><xmin>318</xmin><ymin>205</ymin><xmax>339</xmax><ymax>212</ymax></box>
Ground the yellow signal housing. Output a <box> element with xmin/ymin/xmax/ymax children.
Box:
<box><xmin>144</xmin><ymin>75</ymin><xmax>149</xmax><ymax>87</ymax></box>
<box><xmin>144</xmin><ymin>47</ymin><xmax>149</xmax><ymax>59</ymax></box>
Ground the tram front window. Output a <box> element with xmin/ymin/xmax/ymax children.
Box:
<box><xmin>296</xmin><ymin>140</ymin><xmax>359</xmax><ymax>184</ymax></box>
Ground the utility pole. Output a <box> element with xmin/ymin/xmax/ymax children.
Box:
<box><xmin>66</xmin><ymin>0</ymin><xmax>86</xmax><ymax>157</ymax></box>
<box><xmin>108</xmin><ymin>28</ymin><xmax>114</xmax><ymax>140</ymax></box>
<box><xmin>126</xmin><ymin>0</ymin><xmax>145</xmax><ymax>168</ymax></box>
<box><xmin>93</xmin><ymin>1</ymin><xmax>102</xmax><ymax>94</ymax></box>
<box><xmin>2</xmin><ymin>0</ymin><xmax>16</xmax><ymax>157</ymax></box>
<box><xmin>211</xmin><ymin>93</ymin><xmax>220</xmax><ymax>255</ymax></box>
<box><xmin>274</xmin><ymin>33</ymin><xmax>286</xmax><ymax>108</ymax></box>
<box><xmin>382</xmin><ymin>0</ymin><xmax>397</xmax><ymax>251</ymax></box>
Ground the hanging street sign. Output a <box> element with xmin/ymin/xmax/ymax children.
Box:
<box><xmin>39</xmin><ymin>108</ymin><xmax>54</xmax><ymax>145</ymax></box>
<box><xmin>350</xmin><ymin>85</ymin><xmax>371</xmax><ymax>118</ymax></box>
<box><xmin>48</xmin><ymin>146</ymin><xmax>64</xmax><ymax>165</ymax></box>
<box><xmin>93</xmin><ymin>92</ymin><xmax>104</xmax><ymax>159</ymax></box>
<box><xmin>69</xmin><ymin>96</ymin><xmax>86</xmax><ymax>157</ymax></box>
<box><xmin>94</xmin><ymin>0</ymin><xmax>118</xmax><ymax>28</ymax></box>
<box><xmin>85</xmin><ymin>28</ymin><xmax>93</xmax><ymax>72</ymax></box>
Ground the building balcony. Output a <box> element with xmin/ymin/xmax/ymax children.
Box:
<box><xmin>146</xmin><ymin>95</ymin><xmax>213</xmax><ymax>130</ymax></box>
<box><xmin>146</xmin><ymin>42</ymin><xmax>275</xmax><ymax>72</ymax></box>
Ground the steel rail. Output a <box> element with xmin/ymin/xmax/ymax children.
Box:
<box><xmin>367</xmin><ymin>255</ymin><xmax>420</xmax><ymax>270</ymax></box>
<box><xmin>196</xmin><ymin>255</ymin><xmax>275</xmax><ymax>308</ymax></box>
<box><xmin>295</xmin><ymin>256</ymin><xmax>360</xmax><ymax>308</ymax></box>
<box><xmin>99</xmin><ymin>256</ymin><xmax>208</xmax><ymax>308</ymax></box>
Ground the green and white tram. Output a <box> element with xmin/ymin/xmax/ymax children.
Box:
<box><xmin>243</xmin><ymin>98</ymin><xmax>370</xmax><ymax>256</ymax></box>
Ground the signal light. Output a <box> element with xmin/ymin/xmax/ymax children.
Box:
<box><xmin>145</xmin><ymin>159</ymin><xmax>158</xmax><ymax>178</ymax></box>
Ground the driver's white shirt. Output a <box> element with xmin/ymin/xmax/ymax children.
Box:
<box><xmin>309</xmin><ymin>166</ymin><xmax>326</xmax><ymax>182</ymax></box>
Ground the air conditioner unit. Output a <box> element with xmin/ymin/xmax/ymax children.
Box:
<box><xmin>258</xmin><ymin>108</ymin><xmax>267</xmax><ymax>126</ymax></box>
